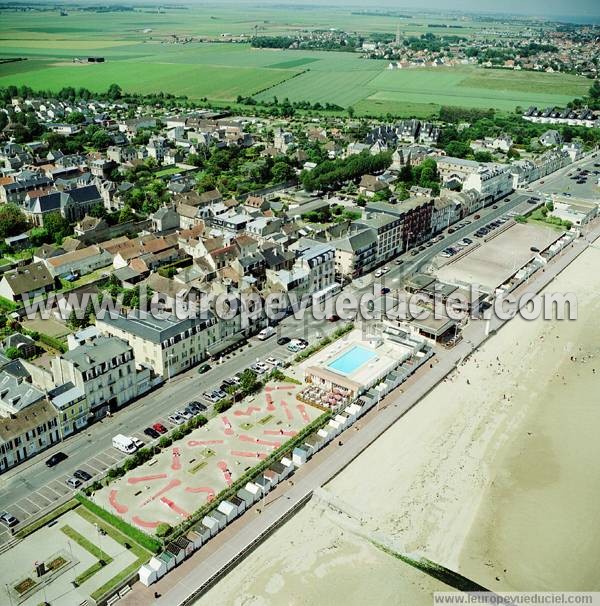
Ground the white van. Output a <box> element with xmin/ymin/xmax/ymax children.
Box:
<box><xmin>112</xmin><ymin>434</ymin><xmax>136</xmax><ymax>454</ymax></box>
<box><xmin>257</xmin><ymin>326</ymin><xmax>275</xmax><ymax>340</ymax></box>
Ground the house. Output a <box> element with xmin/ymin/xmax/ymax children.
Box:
<box><xmin>0</xmin><ymin>262</ymin><xmax>55</xmax><ymax>303</ymax></box>
<box><xmin>51</xmin><ymin>335</ymin><xmax>151</xmax><ymax>420</ymax></box>
<box><xmin>359</xmin><ymin>175</ymin><xmax>387</xmax><ymax>197</ymax></box>
<box><xmin>96</xmin><ymin>310</ymin><xmax>222</xmax><ymax>378</ymax></box>
<box><xmin>539</xmin><ymin>130</ymin><xmax>563</xmax><ymax>147</ymax></box>
<box><xmin>0</xmin><ymin>399</ymin><xmax>60</xmax><ymax>473</ymax></box>
<box><xmin>151</xmin><ymin>205</ymin><xmax>180</xmax><ymax>232</ymax></box>
<box><xmin>48</xmin><ymin>382</ymin><xmax>89</xmax><ymax>438</ymax></box>
<box><xmin>45</xmin><ymin>245</ymin><xmax>112</xmax><ymax>278</ymax></box>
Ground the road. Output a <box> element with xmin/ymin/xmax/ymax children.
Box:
<box><xmin>1</xmin><ymin>150</ymin><xmax>596</xmax><ymax>543</ymax></box>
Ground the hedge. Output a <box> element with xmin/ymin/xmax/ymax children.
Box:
<box><xmin>294</xmin><ymin>322</ymin><xmax>354</xmax><ymax>362</ymax></box>
<box><xmin>75</xmin><ymin>494</ymin><xmax>161</xmax><ymax>554</ymax></box>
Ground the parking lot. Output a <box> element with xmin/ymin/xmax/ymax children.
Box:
<box><xmin>93</xmin><ymin>382</ymin><xmax>320</xmax><ymax>532</ymax></box>
<box><xmin>436</xmin><ymin>221</ymin><xmax>562</xmax><ymax>291</ymax></box>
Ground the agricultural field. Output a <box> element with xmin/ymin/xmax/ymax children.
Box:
<box><xmin>0</xmin><ymin>6</ymin><xmax>590</xmax><ymax>115</ymax></box>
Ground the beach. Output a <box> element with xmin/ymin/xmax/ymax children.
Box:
<box><xmin>195</xmin><ymin>239</ymin><xmax>600</xmax><ymax>604</ymax></box>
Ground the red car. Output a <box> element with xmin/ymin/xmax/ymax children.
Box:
<box><xmin>152</xmin><ymin>422</ymin><xmax>167</xmax><ymax>434</ymax></box>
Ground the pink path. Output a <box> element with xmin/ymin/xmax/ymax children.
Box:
<box><xmin>281</xmin><ymin>400</ymin><xmax>294</xmax><ymax>421</ymax></box>
<box><xmin>140</xmin><ymin>478</ymin><xmax>181</xmax><ymax>507</ymax></box>
<box><xmin>275</xmin><ymin>384</ymin><xmax>296</xmax><ymax>390</ymax></box>
<box><xmin>221</xmin><ymin>416</ymin><xmax>234</xmax><ymax>436</ymax></box>
<box><xmin>127</xmin><ymin>473</ymin><xmax>168</xmax><ymax>485</ymax></box>
<box><xmin>187</xmin><ymin>439</ymin><xmax>224</xmax><ymax>447</ymax></box>
<box><xmin>231</xmin><ymin>450</ymin><xmax>268</xmax><ymax>460</ymax></box>
<box><xmin>263</xmin><ymin>429</ymin><xmax>297</xmax><ymax>437</ymax></box>
<box><xmin>184</xmin><ymin>486</ymin><xmax>216</xmax><ymax>501</ymax></box>
<box><xmin>109</xmin><ymin>489</ymin><xmax>128</xmax><ymax>514</ymax></box>
<box><xmin>238</xmin><ymin>434</ymin><xmax>281</xmax><ymax>448</ymax></box>
<box><xmin>217</xmin><ymin>460</ymin><xmax>232</xmax><ymax>486</ymax></box>
<box><xmin>160</xmin><ymin>497</ymin><xmax>191</xmax><ymax>519</ymax></box>
<box><xmin>233</xmin><ymin>406</ymin><xmax>261</xmax><ymax>417</ymax></box>
<box><xmin>132</xmin><ymin>515</ymin><xmax>160</xmax><ymax>529</ymax></box>
<box><xmin>297</xmin><ymin>404</ymin><xmax>310</xmax><ymax>423</ymax></box>
<box><xmin>265</xmin><ymin>393</ymin><xmax>276</xmax><ymax>412</ymax></box>
<box><xmin>171</xmin><ymin>447</ymin><xmax>181</xmax><ymax>471</ymax></box>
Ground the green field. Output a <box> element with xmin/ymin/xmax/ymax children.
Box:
<box><xmin>0</xmin><ymin>6</ymin><xmax>591</xmax><ymax>115</ymax></box>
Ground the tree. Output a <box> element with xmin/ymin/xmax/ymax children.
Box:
<box><xmin>444</xmin><ymin>140</ymin><xmax>471</xmax><ymax>159</ymax></box>
<box><xmin>107</xmin><ymin>83</ymin><xmax>122</xmax><ymax>100</ymax></box>
<box><xmin>347</xmin><ymin>106</ymin><xmax>355</xmax><ymax>118</ymax></box>
<box><xmin>473</xmin><ymin>151</ymin><xmax>493</xmax><ymax>163</ymax></box>
<box><xmin>89</xmin><ymin>203</ymin><xmax>107</xmax><ymax>219</ymax></box>
<box><xmin>66</xmin><ymin>111</ymin><xmax>85</xmax><ymax>125</ymax></box>
<box><xmin>119</xmin><ymin>204</ymin><xmax>134</xmax><ymax>224</ymax></box>
<box><xmin>4</xmin><ymin>347</ymin><xmax>19</xmax><ymax>360</ymax></box>
<box><xmin>43</xmin><ymin>212</ymin><xmax>72</xmax><ymax>243</ymax></box>
<box><xmin>0</xmin><ymin>205</ymin><xmax>29</xmax><ymax>238</ymax></box>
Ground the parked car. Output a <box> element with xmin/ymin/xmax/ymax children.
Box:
<box><xmin>410</xmin><ymin>250</ymin><xmax>419</xmax><ymax>256</ymax></box>
<box><xmin>153</xmin><ymin>423</ymin><xmax>167</xmax><ymax>434</ymax></box>
<box><xmin>265</xmin><ymin>357</ymin><xmax>283</xmax><ymax>367</ymax></box>
<box><xmin>197</xmin><ymin>363</ymin><xmax>211</xmax><ymax>374</ymax></box>
<box><xmin>73</xmin><ymin>469</ymin><xmax>92</xmax><ymax>482</ymax></box>
<box><xmin>277</xmin><ymin>336</ymin><xmax>291</xmax><ymax>346</ymax></box>
<box><xmin>168</xmin><ymin>414</ymin><xmax>185</xmax><ymax>425</ymax></box>
<box><xmin>131</xmin><ymin>437</ymin><xmax>144</xmax><ymax>450</ymax></box>
<box><xmin>328</xmin><ymin>314</ymin><xmax>340</xmax><ymax>322</ymax></box>
<box><xmin>395</xmin><ymin>258</ymin><xmax>404</xmax><ymax>265</ymax></box>
<box><xmin>45</xmin><ymin>452</ymin><xmax>68</xmax><ymax>467</ymax></box>
<box><xmin>0</xmin><ymin>512</ymin><xmax>19</xmax><ymax>527</ymax></box>
<box><xmin>287</xmin><ymin>342</ymin><xmax>302</xmax><ymax>352</ymax></box>
<box><xmin>374</xmin><ymin>269</ymin><xmax>383</xmax><ymax>278</ymax></box>
<box><xmin>474</xmin><ymin>214</ymin><xmax>481</xmax><ymax>219</ymax></box>
<box><xmin>66</xmin><ymin>477</ymin><xmax>82</xmax><ymax>489</ymax></box>
<box><xmin>381</xmin><ymin>287</ymin><xmax>391</xmax><ymax>294</ymax></box>
<box><xmin>177</xmin><ymin>409</ymin><xmax>192</xmax><ymax>421</ymax></box>
<box><xmin>296</xmin><ymin>338</ymin><xmax>309</xmax><ymax>348</ymax></box>
<box><xmin>144</xmin><ymin>427</ymin><xmax>160</xmax><ymax>439</ymax></box>
<box><xmin>381</xmin><ymin>266</ymin><xmax>389</xmax><ymax>274</ymax></box>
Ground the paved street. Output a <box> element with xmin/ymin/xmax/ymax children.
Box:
<box><xmin>0</xmin><ymin>151</ymin><xmax>596</xmax><ymax>547</ymax></box>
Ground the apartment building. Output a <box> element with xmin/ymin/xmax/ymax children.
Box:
<box><xmin>51</xmin><ymin>335</ymin><xmax>150</xmax><ymax>419</ymax></box>
<box><xmin>463</xmin><ymin>166</ymin><xmax>513</xmax><ymax>206</ymax></box>
<box><xmin>96</xmin><ymin>310</ymin><xmax>222</xmax><ymax>378</ymax></box>
<box><xmin>354</xmin><ymin>213</ymin><xmax>403</xmax><ymax>263</ymax></box>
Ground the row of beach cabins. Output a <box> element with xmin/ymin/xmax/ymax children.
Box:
<box><xmin>137</xmin><ymin>395</ymin><xmax>380</xmax><ymax>588</ymax></box>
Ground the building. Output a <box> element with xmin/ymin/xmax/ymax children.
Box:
<box><xmin>0</xmin><ymin>399</ymin><xmax>59</xmax><ymax>473</ymax></box>
<box><xmin>295</xmin><ymin>244</ymin><xmax>336</xmax><ymax>295</ymax></box>
<box><xmin>463</xmin><ymin>166</ymin><xmax>513</xmax><ymax>206</ymax></box>
<box><xmin>549</xmin><ymin>198</ymin><xmax>598</xmax><ymax>226</ymax></box>
<box><xmin>434</xmin><ymin>156</ymin><xmax>481</xmax><ymax>184</ymax></box>
<box><xmin>48</xmin><ymin>382</ymin><xmax>89</xmax><ymax>438</ymax></box>
<box><xmin>44</xmin><ymin>245</ymin><xmax>112</xmax><ymax>278</ymax></box>
<box><xmin>365</xmin><ymin>197</ymin><xmax>434</xmax><ymax>250</ymax></box>
<box><xmin>51</xmin><ymin>335</ymin><xmax>151</xmax><ymax>420</ymax></box>
<box><xmin>96</xmin><ymin>310</ymin><xmax>223</xmax><ymax>378</ymax></box>
<box><xmin>353</xmin><ymin>213</ymin><xmax>403</xmax><ymax>263</ymax></box>
<box><xmin>330</xmin><ymin>229</ymin><xmax>378</xmax><ymax>281</ymax></box>
<box><xmin>0</xmin><ymin>262</ymin><xmax>55</xmax><ymax>303</ymax></box>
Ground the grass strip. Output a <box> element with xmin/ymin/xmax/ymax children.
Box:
<box><xmin>74</xmin><ymin>507</ymin><xmax>151</xmax><ymax>601</ymax></box>
<box><xmin>61</xmin><ymin>524</ymin><xmax>113</xmax><ymax>585</ymax></box>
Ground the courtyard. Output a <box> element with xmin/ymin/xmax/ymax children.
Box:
<box><xmin>0</xmin><ymin>507</ymin><xmax>144</xmax><ymax>606</ymax></box>
<box><xmin>93</xmin><ymin>383</ymin><xmax>321</xmax><ymax>533</ymax></box>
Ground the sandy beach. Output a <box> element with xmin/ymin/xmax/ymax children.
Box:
<box><xmin>195</xmin><ymin>239</ymin><xmax>600</xmax><ymax>604</ymax></box>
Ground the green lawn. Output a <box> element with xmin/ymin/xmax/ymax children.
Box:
<box><xmin>0</xmin><ymin>59</ymin><xmax>296</xmax><ymax>101</ymax></box>
<box><xmin>0</xmin><ymin>8</ymin><xmax>590</xmax><ymax>113</ymax></box>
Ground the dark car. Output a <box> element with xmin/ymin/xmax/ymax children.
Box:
<box><xmin>152</xmin><ymin>422</ymin><xmax>167</xmax><ymax>434</ymax></box>
<box><xmin>73</xmin><ymin>469</ymin><xmax>92</xmax><ymax>482</ymax></box>
<box><xmin>381</xmin><ymin>287</ymin><xmax>391</xmax><ymax>295</ymax></box>
<box><xmin>197</xmin><ymin>363</ymin><xmax>211</xmax><ymax>374</ymax></box>
<box><xmin>328</xmin><ymin>314</ymin><xmax>340</xmax><ymax>322</ymax></box>
<box><xmin>277</xmin><ymin>336</ymin><xmax>291</xmax><ymax>346</ymax></box>
<box><xmin>144</xmin><ymin>427</ymin><xmax>160</xmax><ymax>439</ymax></box>
<box><xmin>0</xmin><ymin>512</ymin><xmax>19</xmax><ymax>527</ymax></box>
<box><xmin>45</xmin><ymin>452</ymin><xmax>68</xmax><ymax>467</ymax></box>
<box><xmin>297</xmin><ymin>338</ymin><xmax>309</xmax><ymax>347</ymax></box>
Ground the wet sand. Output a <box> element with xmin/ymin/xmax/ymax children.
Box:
<box><xmin>195</xmin><ymin>240</ymin><xmax>600</xmax><ymax>604</ymax></box>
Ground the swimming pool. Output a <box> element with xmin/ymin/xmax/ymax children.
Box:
<box><xmin>327</xmin><ymin>345</ymin><xmax>377</xmax><ymax>375</ymax></box>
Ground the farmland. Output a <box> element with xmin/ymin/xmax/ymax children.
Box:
<box><xmin>0</xmin><ymin>5</ymin><xmax>591</xmax><ymax>116</ymax></box>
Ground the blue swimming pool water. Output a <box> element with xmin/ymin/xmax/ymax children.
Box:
<box><xmin>327</xmin><ymin>345</ymin><xmax>377</xmax><ymax>375</ymax></box>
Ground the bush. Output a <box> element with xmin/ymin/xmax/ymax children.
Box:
<box><xmin>155</xmin><ymin>523</ymin><xmax>172</xmax><ymax>538</ymax></box>
<box><xmin>214</xmin><ymin>399</ymin><xmax>233</xmax><ymax>413</ymax></box>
